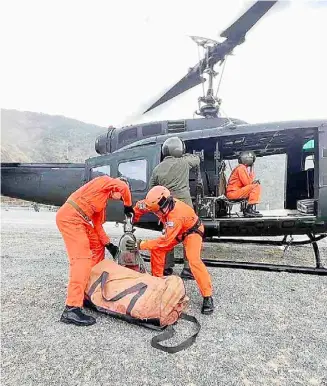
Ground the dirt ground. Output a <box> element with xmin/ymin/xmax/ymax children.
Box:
<box><xmin>1</xmin><ymin>209</ymin><xmax>327</xmax><ymax>386</ymax></box>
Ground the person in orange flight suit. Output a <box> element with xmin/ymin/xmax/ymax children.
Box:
<box><xmin>126</xmin><ymin>186</ymin><xmax>214</xmax><ymax>315</ymax></box>
<box><xmin>226</xmin><ymin>150</ymin><xmax>263</xmax><ymax>218</ymax></box>
<box><xmin>56</xmin><ymin>176</ymin><xmax>134</xmax><ymax>326</ymax></box>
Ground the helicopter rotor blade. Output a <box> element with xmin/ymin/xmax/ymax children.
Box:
<box><xmin>220</xmin><ymin>1</ymin><xmax>277</xmax><ymax>40</ymax></box>
<box><xmin>143</xmin><ymin>69</ymin><xmax>205</xmax><ymax>114</ymax></box>
<box><xmin>143</xmin><ymin>0</ymin><xmax>278</xmax><ymax>115</ymax></box>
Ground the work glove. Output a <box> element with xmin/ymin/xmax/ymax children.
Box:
<box><xmin>125</xmin><ymin>239</ymin><xmax>142</xmax><ymax>252</ymax></box>
<box><xmin>105</xmin><ymin>243</ymin><xmax>119</xmax><ymax>258</ymax></box>
<box><xmin>253</xmin><ymin>179</ymin><xmax>261</xmax><ymax>185</ymax></box>
<box><xmin>124</xmin><ymin>205</ymin><xmax>135</xmax><ymax>218</ymax></box>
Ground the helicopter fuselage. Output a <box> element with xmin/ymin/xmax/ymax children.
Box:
<box><xmin>3</xmin><ymin>118</ymin><xmax>326</xmax><ymax>240</ymax></box>
<box><xmin>90</xmin><ymin>118</ymin><xmax>327</xmax><ymax>237</ymax></box>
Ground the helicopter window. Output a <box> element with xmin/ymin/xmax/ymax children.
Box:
<box><xmin>118</xmin><ymin>159</ymin><xmax>147</xmax><ymax>191</ymax></box>
<box><xmin>118</xmin><ymin>127</ymin><xmax>137</xmax><ymax>144</ymax></box>
<box><xmin>303</xmin><ymin>139</ymin><xmax>314</xmax><ymax>151</ymax></box>
<box><xmin>304</xmin><ymin>155</ymin><xmax>314</xmax><ymax>170</ymax></box>
<box><xmin>142</xmin><ymin>123</ymin><xmax>162</xmax><ymax>137</ymax></box>
<box><xmin>91</xmin><ymin>165</ymin><xmax>111</xmax><ymax>178</ymax></box>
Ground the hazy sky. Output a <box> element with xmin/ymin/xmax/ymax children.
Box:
<box><xmin>1</xmin><ymin>0</ymin><xmax>327</xmax><ymax>127</ymax></box>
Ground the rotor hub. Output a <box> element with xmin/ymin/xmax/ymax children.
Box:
<box><xmin>196</xmin><ymin>104</ymin><xmax>219</xmax><ymax>118</ymax></box>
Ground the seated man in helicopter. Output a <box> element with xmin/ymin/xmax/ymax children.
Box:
<box><xmin>226</xmin><ymin>150</ymin><xmax>263</xmax><ymax>218</ymax></box>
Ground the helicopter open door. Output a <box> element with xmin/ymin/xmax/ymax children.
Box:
<box><xmin>85</xmin><ymin>144</ymin><xmax>162</xmax><ymax>223</ymax></box>
<box><xmin>318</xmin><ymin>124</ymin><xmax>327</xmax><ymax>220</ymax></box>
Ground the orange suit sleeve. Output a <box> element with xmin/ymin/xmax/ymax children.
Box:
<box><xmin>237</xmin><ymin>166</ymin><xmax>252</xmax><ymax>186</ymax></box>
<box><xmin>140</xmin><ymin>219</ymin><xmax>182</xmax><ymax>250</ymax></box>
<box><xmin>103</xmin><ymin>177</ymin><xmax>133</xmax><ymax>206</ymax></box>
<box><xmin>92</xmin><ymin>209</ymin><xmax>110</xmax><ymax>246</ymax></box>
<box><xmin>249</xmin><ymin>168</ymin><xmax>255</xmax><ymax>183</ymax></box>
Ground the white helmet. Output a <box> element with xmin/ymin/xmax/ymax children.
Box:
<box><xmin>162</xmin><ymin>137</ymin><xmax>185</xmax><ymax>158</ymax></box>
<box><xmin>238</xmin><ymin>150</ymin><xmax>256</xmax><ymax>166</ymax></box>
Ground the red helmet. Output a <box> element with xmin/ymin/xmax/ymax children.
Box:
<box><xmin>144</xmin><ymin>186</ymin><xmax>172</xmax><ymax>213</ymax></box>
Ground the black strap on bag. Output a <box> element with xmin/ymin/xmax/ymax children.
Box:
<box><xmin>101</xmin><ymin>273</ymin><xmax>148</xmax><ymax>316</ymax></box>
<box><xmin>87</xmin><ymin>272</ymin><xmax>160</xmax><ymax>326</ymax></box>
<box><xmin>88</xmin><ymin>271</ymin><xmax>148</xmax><ymax>316</ymax></box>
<box><xmin>150</xmin><ymin>313</ymin><xmax>201</xmax><ymax>354</ymax></box>
<box><xmin>88</xmin><ymin>271</ymin><xmax>201</xmax><ymax>353</ymax></box>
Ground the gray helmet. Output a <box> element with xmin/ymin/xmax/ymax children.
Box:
<box><xmin>238</xmin><ymin>150</ymin><xmax>256</xmax><ymax>166</ymax></box>
<box><xmin>162</xmin><ymin>137</ymin><xmax>185</xmax><ymax>158</ymax></box>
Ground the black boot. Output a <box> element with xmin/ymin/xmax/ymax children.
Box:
<box><xmin>201</xmin><ymin>296</ymin><xmax>214</xmax><ymax>315</ymax></box>
<box><xmin>83</xmin><ymin>298</ymin><xmax>97</xmax><ymax>311</ymax></box>
<box><xmin>180</xmin><ymin>267</ymin><xmax>195</xmax><ymax>280</ymax></box>
<box><xmin>60</xmin><ymin>306</ymin><xmax>96</xmax><ymax>326</ymax></box>
<box><xmin>163</xmin><ymin>267</ymin><xmax>174</xmax><ymax>276</ymax></box>
<box><xmin>253</xmin><ymin>205</ymin><xmax>261</xmax><ymax>214</ymax></box>
<box><xmin>243</xmin><ymin>204</ymin><xmax>263</xmax><ymax>218</ymax></box>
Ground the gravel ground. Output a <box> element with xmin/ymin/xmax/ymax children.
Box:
<box><xmin>1</xmin><ymin>209</ymin><xmax>327</xmax><ymax>386</ymax></box>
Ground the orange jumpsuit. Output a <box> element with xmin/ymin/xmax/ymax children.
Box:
<box><xmin>226</xmin><ymin>164</ymin><xmax>261</xmax><ymax>204</ymax></box>
<box><xmin>134</xmin><ymin>199</ymin><xmax>212</xmax><ymax>297</ymax></box>
<box><xmin>56</xmin><ymin>176</ymin><xmax>132</xmax><ymax>307</ymax></box>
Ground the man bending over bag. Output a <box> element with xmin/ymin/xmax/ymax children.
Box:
<box><xmin>127</xmin><ymin>185</ymin><xmax>214</xmax><ymax>315</ymax></box>
<box><xmin>56</xmin><ymin>175</ymin><xmax>134</xmax><ymax>326</ymax></box>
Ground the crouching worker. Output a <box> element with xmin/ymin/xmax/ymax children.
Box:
<box><xmin>56</xmin><ymin>176</ymin><xmax>134</xmax><ymax>326</ymax></box>
<box><xmin>127</xmin><ymin>186</ymin><xmax>214</xmax><ymax>315</ymax></box>
<box><xmin>226</xmin><ymin>150</ymin><xmax>263</xmax><ymax>218</ymax></box>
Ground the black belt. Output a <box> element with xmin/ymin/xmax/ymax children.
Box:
<box><xmin>176</xmin><ymin>218</ymin><xmax>204</xmax><ymax>243</ymax></box>
<box><xmin>66</xmin><ymin>200</ymin><xmax>91</xmax><ymax>222</ymax></box>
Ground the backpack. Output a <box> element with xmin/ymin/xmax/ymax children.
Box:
<box><xmin>85</xmin><ymin>259</ymin><xmax>201</xmax><ymax>353</ymax></box>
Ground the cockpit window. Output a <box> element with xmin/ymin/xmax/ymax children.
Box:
<box><xmin>142</xmin><ymin>123</ymin><xmax>162</xmax><ymax>137</ymax></box>
<box><xmin>91</xmin><ymin>165</ymin><xmax>111</xmax><ymax>178</ymax></box>
<box><xmin>118</xmin><ymin>127</ymin><xmax>137</xmax><ymax>144</ymax></box>
<box><xmin>118</xmin><ymin>159</ymin><xmax>147</xmax><ymax>191</ymax></box>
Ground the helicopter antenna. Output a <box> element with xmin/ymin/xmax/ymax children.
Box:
<box><xmin>219</xmin><ymin>106</ymin><xmax>235</xmax><ymax>127</ymax></box>
<box><xmin>215</xmin><ymin>57</ymin><xmax>228</xmax><ymax>99</ymax></box>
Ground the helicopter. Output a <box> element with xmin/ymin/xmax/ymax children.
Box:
<box><xmin>1</xmin><ymin>0</ymin><xmax>327</xmax><ymax>275</ymax></box>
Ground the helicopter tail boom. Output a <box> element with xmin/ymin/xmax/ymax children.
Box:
<box><xmin>1</xmin><ymin>163</ymin><xmax>85</xmax><ymax>206</ymax></box>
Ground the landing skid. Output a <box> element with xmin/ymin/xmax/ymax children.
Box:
<box><xmin>141</xmin><ymin>233</ymin><xmax>327</xmax><ymax>276</ymax></box>
<box><xmin>202</xmin><ymin>233</ymin><xmax>327</xmax><ymax>275</ymax></box>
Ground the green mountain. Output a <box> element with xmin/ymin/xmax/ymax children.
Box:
<box><xmin>1</xmin><ymin>109</ymin><xmax>106</xmax><ymax>163</ymax></box>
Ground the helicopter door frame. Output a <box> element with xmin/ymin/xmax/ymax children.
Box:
<box><xmin>85</xmin><ymin>143</ymin><xmax>162</xmax><ymax>223</ymax></box>
<box><xmin>318</xmin><ymin>123</ymin><xmax>327</xmax><ymax>220</ymax></box>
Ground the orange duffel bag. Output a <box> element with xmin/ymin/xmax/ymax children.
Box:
<box><xmin>85</xmin><ymin>259</ymin><xmax>201</xmax><ymax>353</ymax></box>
